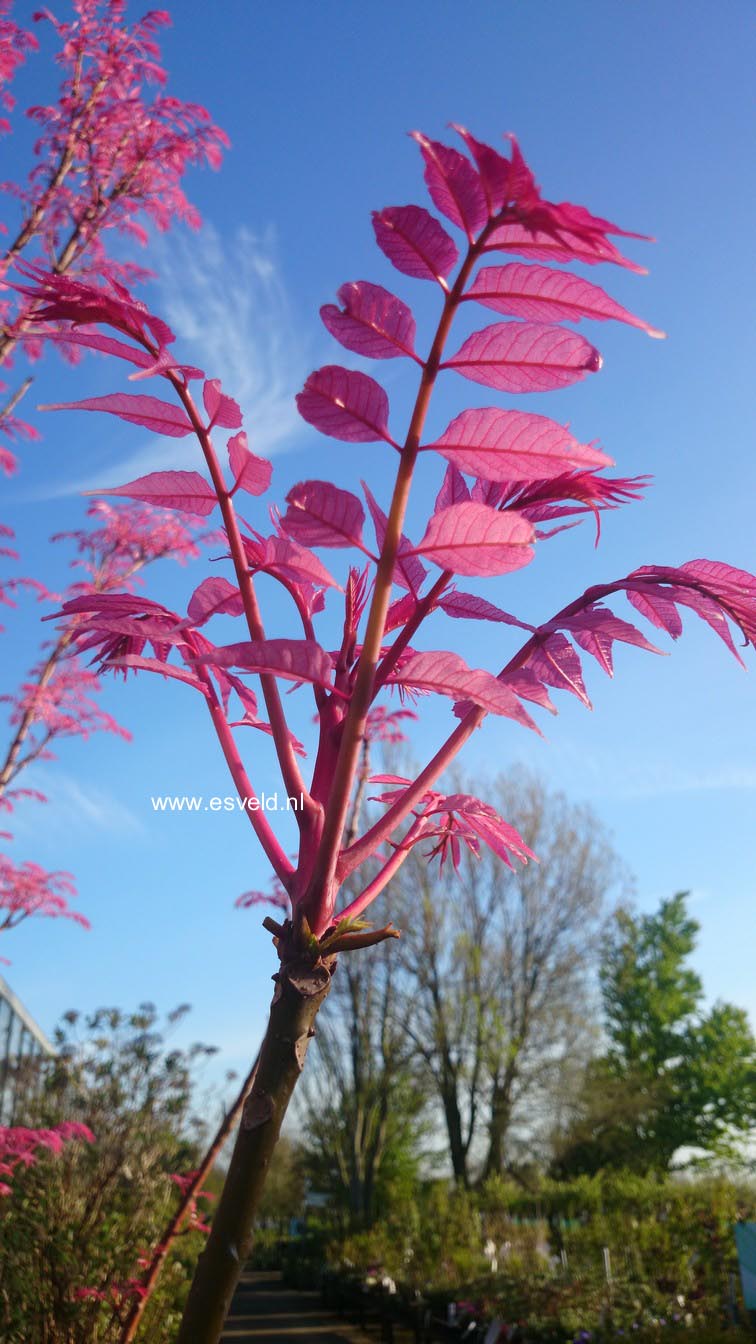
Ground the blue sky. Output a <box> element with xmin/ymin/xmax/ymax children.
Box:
<box><xmin>2</xmin><ymin>0</ymin><xmax>755</xmax><ymax>1093</ymax></box>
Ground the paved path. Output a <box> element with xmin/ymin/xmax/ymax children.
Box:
<box><xmin>221</xmin><ymin>1270</ymin><xmax>372</xmax><ymax>1342</ymax></box>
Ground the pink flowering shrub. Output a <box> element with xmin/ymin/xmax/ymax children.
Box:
<box><xmin>0</xmin><ymin>1120</ymin><xmax>93</xmax><ymax>1197</ymax></box>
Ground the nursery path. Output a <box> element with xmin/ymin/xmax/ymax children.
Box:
<box><xmin>221</xmin><ymin>1270</ymin><xmax>374</xmax><ymax>1342</ymax></box>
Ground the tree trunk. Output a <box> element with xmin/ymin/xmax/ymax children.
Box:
<box><xmin>483</xmin><ymin>1079</ymin><xmax>512</xmax><ymax>1180</ymax></box>
<box><xmin>442</xmin><ymin>1089</ymin><xmax>470</xmax><ymax>1187</ymax></box>
<box><xmin>175</xmin><ymin>955</ymin><xmax>332</xmax><ymax>1344</ymax></box>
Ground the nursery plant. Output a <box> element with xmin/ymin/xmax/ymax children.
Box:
<box><xmin>14</xmin><ymin>123</ymin><xmax>756</xmax><ymax>1342</ymax></box>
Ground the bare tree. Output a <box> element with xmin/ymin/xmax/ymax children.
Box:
<box><xmin>299</xmin><ymin>912</ymin><xmax>424</xmax><ymax>1225</ymax></box>
<box><xmin>392</xmin><ymin>770</ymin><xmax>627</xmax><ymax>1184</ymax></box>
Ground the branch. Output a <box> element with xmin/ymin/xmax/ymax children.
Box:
<box><xmin>169</xmin><ymin>378</ymin><xmax>312</xmax><ymax>820</ymax></box>
<box><xmin>303</xmin><ymin>227</ymin><xmax>495</xmax><ymax>929</ymax></box>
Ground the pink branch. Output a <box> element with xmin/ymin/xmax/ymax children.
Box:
<box><xmin>193</xmin><ymin>661</ymin><xmax>294</xmax><ymax>887</ymax></box>
<box><xmin>335</xmin><ymin>813</ymin><xmax>428</xmax><ymax>924</ymax></box>
<box><xmin>168</xmin><ymin>378</ymin><xmax>312</xmax><ymax>817</ymax></box>
<box><xmin>301</xmin><ymin>229</ymin><xmax>494</xmax><ymax>932</ymax></box>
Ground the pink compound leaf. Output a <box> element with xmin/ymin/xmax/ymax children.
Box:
<box><xmin>411</xmin><ymin>502</ymin><xmax>534</xmax><ymax>577</ymax></box>
<box><xmin>372</xmin><ymin>204</ymin><xmax>459</xmax><ymax>285</ymax></box>
<box><xmin>296</xmin><ymin>365</ymin><xmax>393</xmax><ymax>444</ymax></box>
<box><xmin>320</xmin><ymin>281</ymin><xmax>419</xmax><ymax>361</ymax></box>
<box><xmin>186</xmin><ymin>577</ymin><xmax>245</xmax><ymax>626</ymax></box>
<box><xmin>281</xmin><ymin>480</ymin><xmax>367</xmax><ymax>551</ymax></box>
<box><xmin>39</xmin><ymin>392</ymin><xmax>194</xmax><ymax>437</ymax></box>
<box><xmin>91</xmin><ymin>470</ymin><xmax>218</xmax><ymax>517</ymax></box>
<box><xmin>466</xmin><ymin>264</ymin><xmax>664</xmax><ymax>337</ymax></box>
<box><xmin>411</xmin><ymin>131</ymin><xmax>488</xmax><ymax>238</ymax></box>
<box><xmin>426</xmin><ymin>407</ymin><xmax>611</xmax><ymax>482</ymax></box>
<box><xmin>387</xmin><ymin>650</ymin><xmax>539</xmax><ymax>730</ymax></box>
<box><xmin>443</xmin><ymin>322</ymin><xmax>602</xmax><ymax>393</ymax></box>
<box><xmin>227</xmin><ymin>432</ymin><xmax>272</xmax><ymax>497</ymax></box>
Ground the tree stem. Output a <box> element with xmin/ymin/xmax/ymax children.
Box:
<box><xmin>175</xmin><ymin>952</ymin><xmax>332</xmax><ymax>1344</ymax></box>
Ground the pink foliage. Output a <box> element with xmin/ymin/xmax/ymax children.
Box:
<box><xmin>1</xmin><ymin>0</ymin><xmax>227</xmax><ymax>470</ymax></box>
<box><xmin>22</xmin><ymin>123</ymin><xmax>755</xmax><ymax>948</ymax></box>
<box><xmin>0</xmin><ymin>855</ymin><xmax>88</xmax><ymax>934</ymax></box>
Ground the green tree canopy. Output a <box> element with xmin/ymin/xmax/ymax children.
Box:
<box><xmin>555</xmin><ymin>893</ymin><xmax>756</xmax><ymax>1175</ymax></box>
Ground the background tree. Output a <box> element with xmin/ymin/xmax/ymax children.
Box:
<box><xmin>555</xmin><ymin>892</ymin><xmax>756</xmax><ymax>1174</ymax></box>
<box><xmin>392</xmin><ymin>771</ymin><xmax>623</xmax><ymax>1185</ymax></box>
<box><xmin>300</xmin><ymin>919</ymin><xmax>426</xmax><ymax>1227</ymax></box>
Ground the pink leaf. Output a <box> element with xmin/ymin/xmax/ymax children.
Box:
<box><xmin>527</xmin><ymin>633</ymin><xmax>591</xmax><ymax>707</ymax></box>
<box><xmin>388</xmin><ymin>650</ymin><xmax>538</xmax><ymax>730</ymax></box>
<box><xmin>558</xmin><ymin>605</ymin><xmax>662</xmax><ymax>675</ymax></box>
<box><xmin>484</xmin><ymin>222</ymin><xmax>646</xmax><ymax>273</ymax></box>
<box><xmin>281</xmin><ymin>480</ymin><xmax>366</xmax><ymax>550</ymax></box>
<box><xmin>385</xmin><ymin>591</ymin><xmax>422</xmax><ymax>634</ymax></box>
<box><xmin>41</xmin><ymin>393</ymin><xmax>193</xmax><ymax>437</ymax></box>
<box><xmin>244</xmin><ymin>533</ymin><xmax>341</xmax><ymax>593</ymax></box>
<box><xmin>427</xmin><ymin>407</ymin><xmax>611</xmax><ymax>482</ymax></box>
<box><xmin>372</xmin><ymin>204</ymin><xmax>458</xmax><ymax>284</ymax></box>
<box><xmin>45</xmin><ymin>328</ymin><xmax>161</xmax><ymax>368</ymax></box>
<box><xmin>439</xmin><ymin>589</ymin><xmax>532</xmax><ymax>630</ymax></box>
<box><xmin>106</xmin><ymin>655</ymin><xmax>208</xmax><ymax>692</ymax></box>
<box><xmin>203</xmin><ymin>379</ymin><xmax>243</xmax><ymax>429</ymax></box>
<box><xmin>452</xmin><ymin>125</ymin><xmax>516</xmax><ymax>215</ymax></box>
<box><xmin>187</xmin><ymin>577</ymin><xmax>244</xmax><ymax>626</ymax></box>
<box><xmin>296</xmin><ymin>365</ymin><xmax>392</xmax><ymax>443</ymax></box>
<box><xmin>444</xmin><ymin>322</ymin><xmax>602</xmax><ymax>393</ymax></box>
<box><xmin>466</xmin><ymin>264</ymin><xmax>664</xmax><ymax>337</ymax></box>
<box><xmin>228</xmin><ymin>431</ymin><xmax>271</xmax><ymax>497</ymax></box>
<box><xmin>434</xmin><ymin>464</ymin><xmax>471</xmax><ymax>511</ymax></box>
<box><xmin>426</xmin><ymin>793</ymin><xmax>536</xmax><ymax>868</ymax></box>
<box><xmin>320</xmin><ymin>281</ymin><xmax>417</xmax><ymax>361</ymax></box>
<box><xmin>363</xmin><ymin>482</ymin><xmax>427</xmax><ymax>594</ymax></box>
<box><xmin>412</xmin><ymin>502</ymin><xmax>534</xmax><ymax>577</ymax></box>
<box><xmin>501</xmin><ymin>668</ymin><xmax>557</xmax><ymax>715</ymax></box>
<box><xmin>196</xmin><ymin>638</ymin><xmax>334</xmax><ymax>688</ymax></box>
<box><xmin>95</xmin><ymin>471</ymin><xmax>217</xmax><ymax>517</ymax></box>
<box><xmin>625</xmin><ymin>585</ymin><xmax>682</xmax><ymax>639</ymax></box>
<box><xmin>411</xmin><ymin>132</ymin><xmax>488</xmax><ymax>237</ymax></box>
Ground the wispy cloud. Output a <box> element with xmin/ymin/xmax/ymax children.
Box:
<box><xmin>542</xmin><ymin>739</ymin><xmax>756</xmax><ymax>800</ymax></box>
<box><xmin>10</xmin><ymin>769</ymin><xmax>144</xmax><ymax>840</ymax></box>
<box><xmin>45</xmin><ymin>223</ymin><xmax>308</xmax><ymax>497</ymax></box>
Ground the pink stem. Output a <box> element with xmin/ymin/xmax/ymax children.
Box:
<box><xmin>194</xmin><ymin>661</ymin><xmax>294</xmax><ymax>886</ymax></box>
<box><xmin>301</xmin><ymin>233</ymin><xmax>490</xmax><ymax>932</ymax></box>
<box><xmin>168</xmin><ymin>379</ymin><xmax>311</xmax><ymax>817</ymax></box>
<box><xmin>335</xmin><ymin>814</ymin><xmax>428</xmax><ymax>924</ymax></box>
